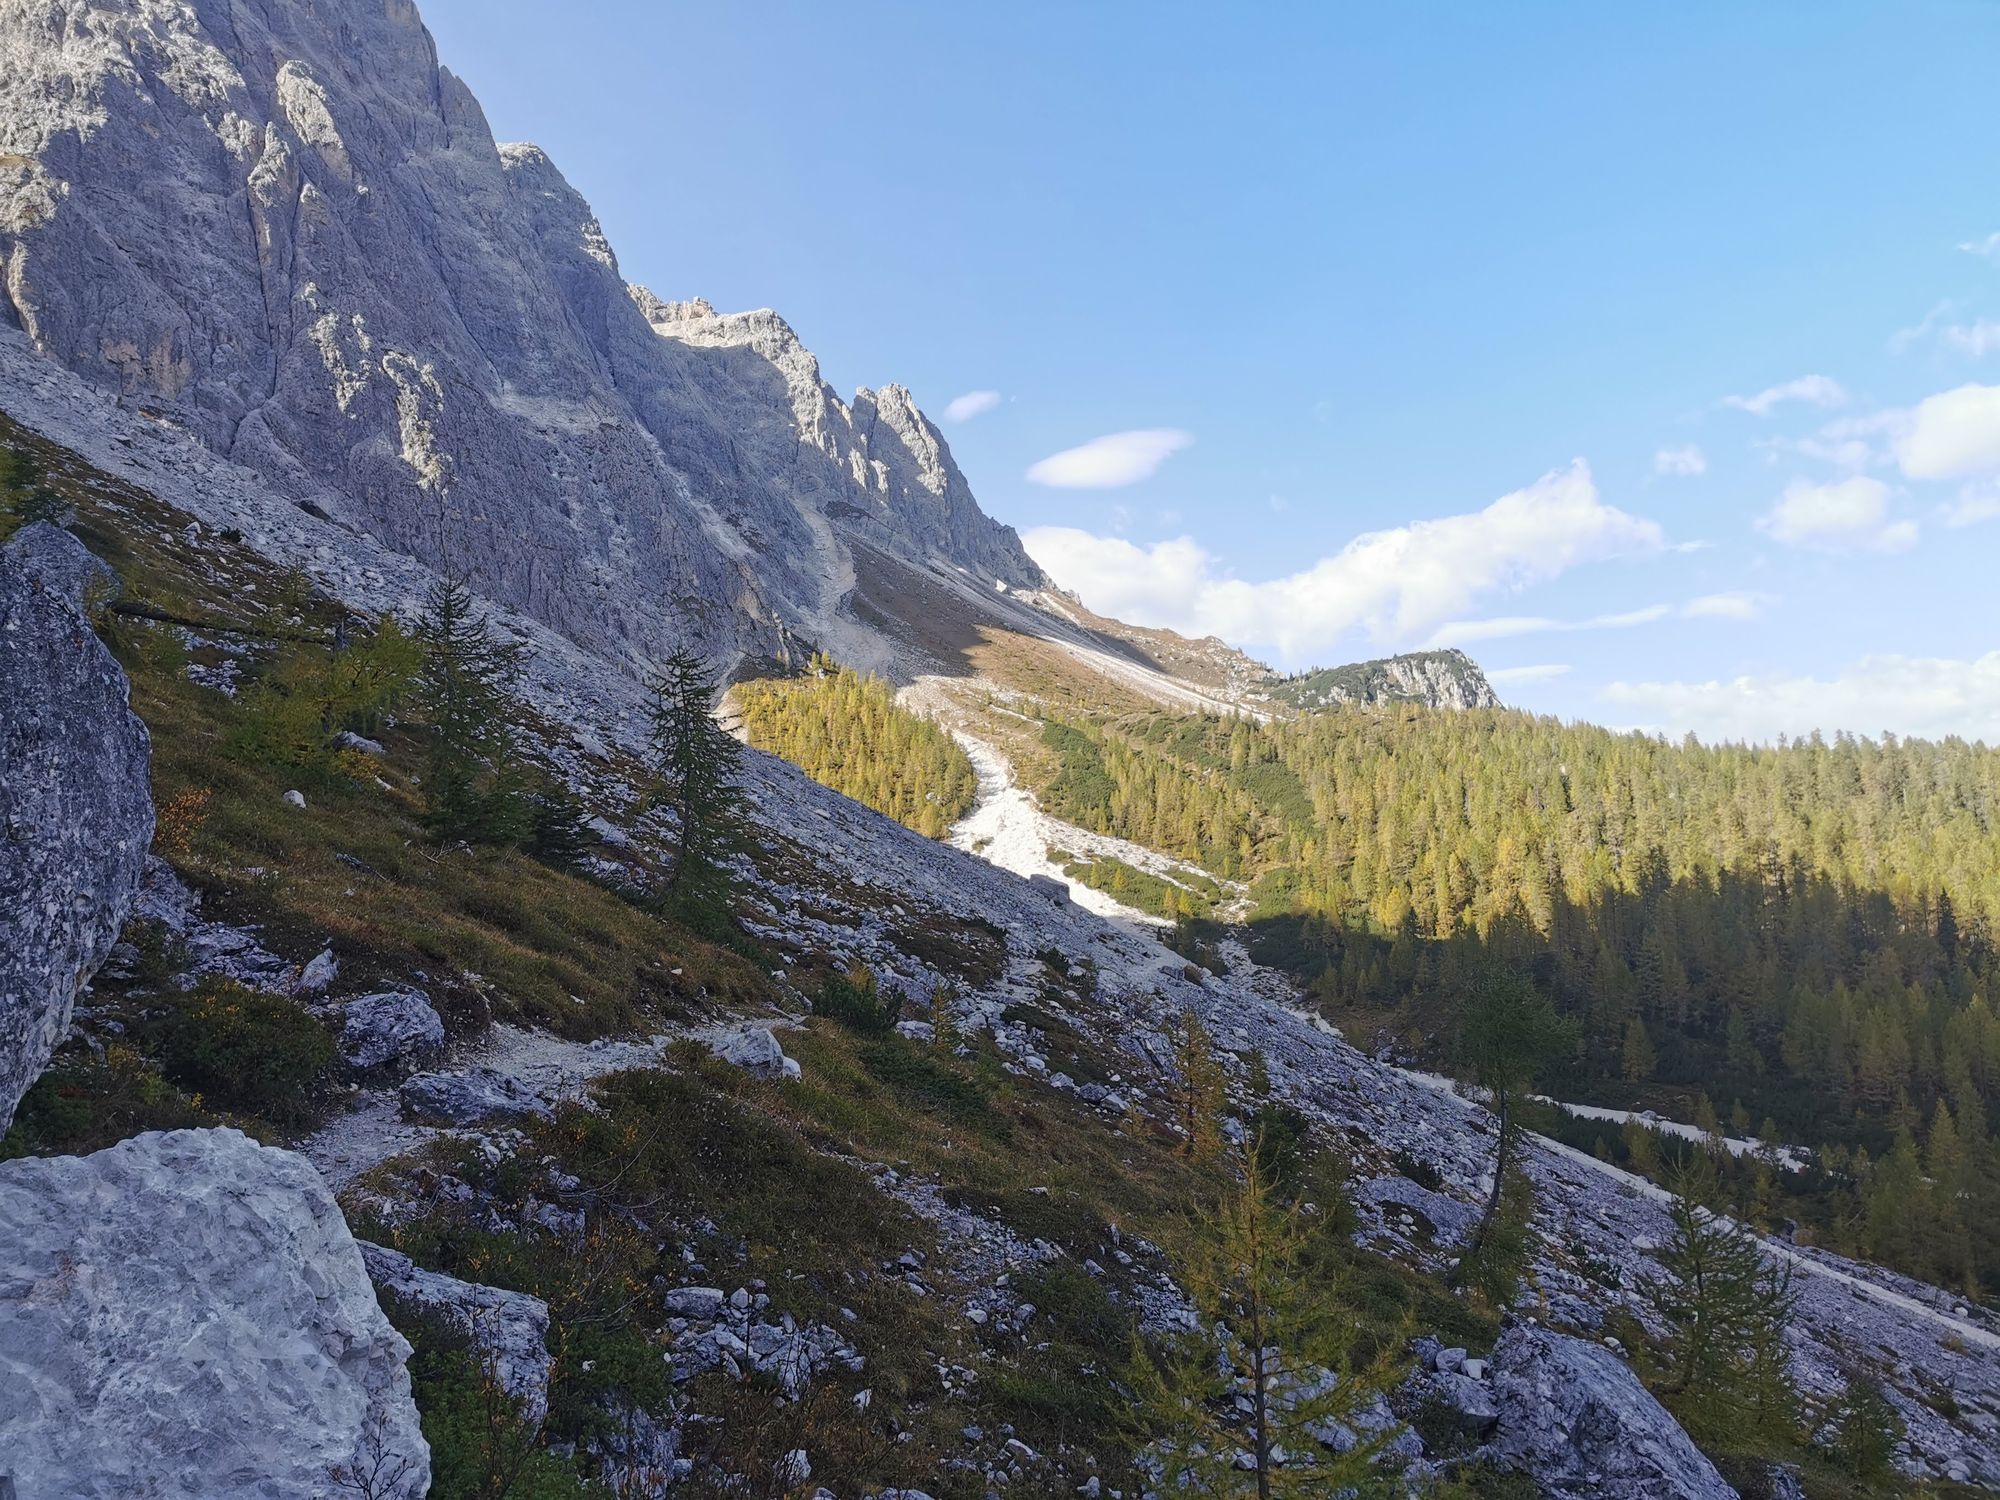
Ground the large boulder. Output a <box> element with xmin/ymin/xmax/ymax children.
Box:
<box><xmin>0</xmin><ymin>1128</ymin><xmax>429</xmax><ymax>1497</ymax></box>
<box><xmin>1485</xmin><ymin>1325</ymin><xmax>1736</xmax><ymax>1500</ymax></box>
<box><xmin>338</xmin><ymin>988</ymin><xmax>446</xmax><ymax>1071</ymax></box>
<box><xmin>0</xmin><ymin>522</ymin><xmax>153</xmax><ymax>1131</ymax></box>
<box><xmin>360</xmin><ymin>1241</ymin><xmax>554</xmax><ymax>1427</ymax></box>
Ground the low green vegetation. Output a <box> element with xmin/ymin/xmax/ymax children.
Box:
<box><xmin>736</xmin><ymin>656</ymin><xmax>976</xmax><ymax>837</ymax></box>
<box><xmin>1051</xmin><ymin>846</ymin><xmax>1219</xmax><ymax>920</ymax></box>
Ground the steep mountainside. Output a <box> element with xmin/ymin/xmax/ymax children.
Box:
<box><xmin>0</xmin><ymin>0</ymin><xmax>1042</xmax><ymax>675</ymax></box>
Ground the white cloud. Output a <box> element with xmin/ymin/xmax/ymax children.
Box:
<box><xmin>943</xmin><ymin>389</ymin><xmax>1001</xmax><ymax>422</ymax></box>
<box><xmin>1897</xmin><ymin>384</ymin><xmax>2000</xmax><ymax>479</ymax></box>
<box><xmin>1602</xmin><ymin>652</ymin><xmax>2000</xmax><ymax>744</ymax></box>
<box><xmin>1958</xmin><ymin>231</ymin><xmax>2000</xmax><ymax>258</ymax></box>
<box><xmin>1756</xmin><ymin>476</ymin><xmax>1917</xmax><ymax>553</ymax></box>
<box><xmin>1944</xmin><ymin>320</ymin><xmax>2000</xmax><ymax>357</ymax></box>
<box><xmin>1941</xmin><ymin>485</ymin><xmax>2000</xmax><ymax>528</ymax></box>
<box><xmin>1025</xmin><ymin>428</ymin><xmax>1191</xmax><ymax>488</ymax></box>
<box><xmin>1487</xmin><ymin>663</ymin><xmax>1571</xmax><ymax>684</ymax></box>
<box><xmin>1889</xmin><ymin>302</ymin><xmax>2000</xmax><ymax>358</ymax></box>
<box><xmin>1681</xmin><ymin>591</ymin><xmax>1771</xmax><ymax>621</ymax></box>
<box><xmin>1023</xmin><ymin>460</ymin><xmax>1666</xmax><ymax>661</ymax></box>
<box><xmin>1723</xmin><ymin>374</ymin><xmax>1849</xmax><ymax>416</ymax></box>
<box><xmin>1653</xmin><ymin>444</ymin><xmax>1707</xmax><ymax>477</ymax></box>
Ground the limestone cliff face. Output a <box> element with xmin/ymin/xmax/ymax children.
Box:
<box><xmin>0</xmin><ymin>522</ymin><xmax>152</xmax><ymax>1131</ymax></box>
<box><xmin>1270</xmin><ymin>648</ymin><xmax>1501</xmax><ymax>712</ymax></box>
<box><xmin>0</xmin><ymin>0</ymin><xmax>1044</xmax><ymax>672</ymax></box>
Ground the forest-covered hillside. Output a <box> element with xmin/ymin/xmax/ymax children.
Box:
<box><xmin>1032</xmin><ymin>705</ymin><xmax>2000</xmax><ymax>1291</ymax></box>
<box><xmin>735</xmin><ymin>658</ymin><xmax>978</xmax><ymax>838</ymax></box>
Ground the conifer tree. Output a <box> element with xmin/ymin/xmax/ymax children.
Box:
<box><xmin>1456</xmin><ymin>971</ymin><xmax>1576</xmax><ymax>1269</ymax></box>
<box><xmin>647</xmin><ymin>643</ymin><xmax>742</xmax><ymax>902</ymax></box>
<box><xmin>1127</xmin><ymin>1134</ymin><xmax>1406</xmax><ymax>1498</ymax></box>
<box><xmin>1621</xmin><ymin>1015</ymin><xmax>1657</xmax><ymax>1083</ymax></box>
<box><xmin>1643</xmin><ymin>1155</ymin><xmax>1797</xmax><ymax>1443</ymax></box>
<box><xmin>1165</xmin><ymin>1010</ymin><xmax>1227</xmax><ymax>1162</ymax></box>
<box><xmin>413</xmin><ymin>571</ymin><xmax>528</xmax><ymax>843</ymax></box>
<box><xmin>1828</xmin><ymin>1372</ymin><xmax>1904</xmax><ymax>1480</ymax></box>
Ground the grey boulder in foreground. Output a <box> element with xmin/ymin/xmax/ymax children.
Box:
<box><xmin>1486</xmin><ymin>1324</ymin><xmax>1738</xmax><ymax>1500</ymax></box>
<box><xmin>0</xmin><ymin>1128</ymin><xmax>429</xmax><ymax>1499</ymax></box>
<box><xmin>0</xmin><ymin>522</ymin><xmax>152</xmax><ymax>1131</ymax></box>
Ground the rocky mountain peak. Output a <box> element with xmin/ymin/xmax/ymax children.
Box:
<box><xmin>0</xmin><ymin>0</ymin><xmax>1044</xmax><ymax>675</ymax></box>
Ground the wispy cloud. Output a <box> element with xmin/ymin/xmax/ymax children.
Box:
<box><xmin>1723</xmin><ymin>374</ymin><xmax>1849</xmax><ymax>416</ymax></box>
<box><xmin>1653</xmin><ymin>444</ymin><xmax>1707</xmax><ymax>477</ymax></box>
<box><xmin>1943</xmin><ymin>320</ymin><xmax>2000</xmax><ymax>357</ymax></box>
<box><xmin>1958</xmin><ymin>231</ymin><xmax>2000</xmax><ymax>258</ymax></box>
<box><xmin>1487</xmin><ymin>663</ymin><xmax>1571</xmax><ymax>685</ymax></box>
<box><xmin>1023</xmin><ymin>460</ymin><xmax>1666</xmax><ymax>662</ymax></box>
<box><xmin>1603</xmin><ymin>652</ymin><xmax>2000</xmax><ymax>744</ymax></box>
<box><xmin>1757</xmin><ymin>476</ymin><xmax>1917</xmax><ymax>554</ymax></box>
<box><xmin>1026</xmin><ymin>428</ymin><xmax>1192</xmax><ymax>488</ymax></box>
<box><xmin>943</xmin><ymin>389</ymin><xmax>1001</xmax><ymax>423</ymax></box>
<box><xmin>1888</xmin><ymin>302</ymin><xmax>2000</xmax><ymax>358</ymax></box>
<box><xmin>1941</xmin><ymin>485</ymin><xmax>2000</xmax><ymax>528</ymax></box>
<box><xmin>1681</xmin><ymin>591</ymin><xmax>1772</xmax><ymax>621</ymax></box>
<box><xmin>1890</xmin><ymin>300</ymin><xmax>1957</xmax><ymax>353</ymax></box>
<box><xmin>1427</xmin><ymin>593</ymin><xmax>1766</xmax><ymax>647</ymax></box>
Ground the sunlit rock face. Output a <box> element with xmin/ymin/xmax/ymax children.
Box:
<box><xmin>0</xmin><ymin>0</ymin><xmax>1043</xmax><ymax>674</ymax></box>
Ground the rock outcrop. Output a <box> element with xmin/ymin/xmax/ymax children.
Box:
<box><xmin>1484</xmin><ymin>1325</ymin><xmax>1737</xmax><ymax>1500</ymax></box>
<box><xmin>0</xmin><ymin>521</ymin><xmax>152</xmax><ymax>1130</ymax></box>
<box><xmin>0</xmin><ymin>0</ymin><xmax>1043</xmax><ymax>674</ymax></box>
<box><xmin>360</xmin><ymin>1241</ymin><xmax>553</xmax><ymax>1428</ymax></box>
<box><xmin>0</xmin><ymin>1128</ymin><xmax>428</xmax><ymax>1498</ymax></box>
<box><xmin>1270</xmin><ymin>648</ymin><xmax>1501</xmax><ymax>712</ymax></box>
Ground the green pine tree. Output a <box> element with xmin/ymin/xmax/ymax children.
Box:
<box><xmin>413</xmin><ymin>571</ymin><xmax>529</xmax><ymax>844</ymax></box>
<box><xmin>1643</xmin><ymin>1154</ymin><xmax>1797</xmax><ymax>1444</ymax></box>
<box><xmin>1126</xmin><ymin>1135</ymin><xmax>1406</xmax><ymax>1497</ymax></box>
<box><xmin>647</xmin><ymin>643</ymin><xmax>742</xmax><ymax>904</ymax></box>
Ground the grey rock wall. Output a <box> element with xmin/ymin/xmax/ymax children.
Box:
<box><xmin>0</xmin><ymin>521</ymin><xmax>152</xmax><ymax>1130</ymax></box>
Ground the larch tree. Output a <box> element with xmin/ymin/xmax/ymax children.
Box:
<box><xmin>1127</xmin><ymin>1134</ymin><xmax>1407</xmax><ymax>1498</ymax></box>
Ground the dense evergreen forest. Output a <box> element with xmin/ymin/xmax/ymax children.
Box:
<box><xmin>1035</xmin><ymin>706</ymin><xmax>2000</xmax><ymax>1294</ymax></box>
<box><xmin>735</xmin><ymin>657</ymin><xmax>978</xmax><ymax>838</ymax></box>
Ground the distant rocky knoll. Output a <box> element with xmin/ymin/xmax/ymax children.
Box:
<box><xmin>1269</xmin><ymin>647</ymin><xmax>1501</xmax><ymax>711</ymax></box>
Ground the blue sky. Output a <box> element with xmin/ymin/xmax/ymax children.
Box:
<box><xmin>421</xmin><ymin>1</ymin><xmax>2000</xmax><ymax>742</ymax></box>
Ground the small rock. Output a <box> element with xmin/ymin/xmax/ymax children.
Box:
<box><xmin>282</xmin><ymin>789</ymin><xmax>307</xmax><ymax>808</ymax></box>
<box><xmin>400</xmin><ymin>1066</ymin><xmax>553</xmax><ymax>1125</ymax></box>
<box><xmin>663</xmin><ymin>1286</ymin><xmax>726</xmax><ymax>1318</ymax></box>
